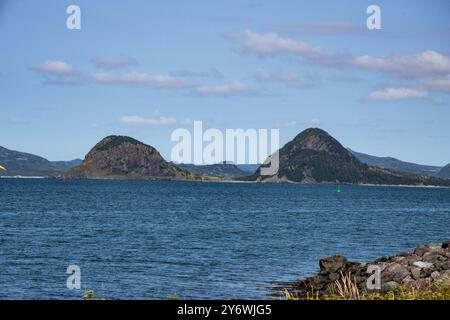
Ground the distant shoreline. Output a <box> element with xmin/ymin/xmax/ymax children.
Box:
<box><xmin>216</xmin><ymin>179</ymin><xmax>450</xmax><ymax>188</ymax></box>
<box><xmin>0</xmin><ymin>176</ymin><xmax>46</xmax><ymax>179</ymax></box>
<box><xmin>1</xmin><ymin>175</ymin><xmax>449</xmax><ymax>188</ymax></box>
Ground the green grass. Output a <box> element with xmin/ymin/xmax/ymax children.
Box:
<box><xmin>283</xmin><ymin>273</ymin><xmax>450</xmax><ymax>300</ymax></box>
<box><xmin>82</xmin><ymin>290</ymin><xmax>106</xmax><ymax>300</ymax></box>
<box><xmin>284</xmin><ymin>287</ymin><xmax>450</xmax><ymax>300</ymax></box>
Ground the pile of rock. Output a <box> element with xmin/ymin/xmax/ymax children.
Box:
<box><xmin>287</xmin><ymin>241</ymin><xmax>450</xmax><ymax>297</ymax></box>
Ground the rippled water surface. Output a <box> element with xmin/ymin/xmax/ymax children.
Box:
<box><xmin>0</xmin><ymin>179</ymin><xmax>449</xmax><ymax>299</ymax></box>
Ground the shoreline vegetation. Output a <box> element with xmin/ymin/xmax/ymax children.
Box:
<box><xmin>2</xmin><ymin>175</ymin><xmax>450</xmax><ymax>189</ymax></box>
<box><xmin>277</xmin><ymin>241</ymin><xmax>450</xmax><ymax>300</ymax></box>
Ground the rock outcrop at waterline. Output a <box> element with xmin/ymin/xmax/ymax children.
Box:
<box><xmin>280</xmin><ymin>241</ymin><xmax>450</xmax><ymax>298</ymax></box>
<box><xmin>244</xmin><ymin>128</ymin><xmax>450</xmax><ymax>186</ymax></box>
<box><xmin>68</xmin><ymin>135</ymin><xmax>198</xmax><ymax>180</ymax></box>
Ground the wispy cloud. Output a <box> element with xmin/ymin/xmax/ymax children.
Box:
<box><xmin>234</xmin><ymin>29</ymin><xmax>350</xmax><ymax>65</ymax></box>
<box><xmin>44</xmin><ymin>77</ymin><xmax>83</xmax><ymax>86</ymax></box>
<box><xmin>29</xmin><ymin>60</ymin><xmax>81</xmax><ymax>85</ymax></box>
<box><xmin>255</xmin><ymin>68</ymin><xmax>313</xmax><ymax>87</ymax></box>
<box><xmin>274</xmin><ymin>21</ymin><xmax>363</xmax><ymax>35</ymax></box>
<box><xmin>328</xmin><ymin>74</ymin><xmax>365</xmax><ymax>83</ymax></box>
<box><xmin>30</xmin><ymin>60</ymin><xmax>74</xmax><ymax>76</ymax></box>
<box><xmin>282</xmin><ymin>118</ymin><xmax>320</xmax><ymax>128</ymax></box>
<box><xmin>91</xmin><ymin>72</ymin><xmax>189</xmax><ymax>88</ymax></box>
<box><xmin>422</xmin><ymin>75</ymin><xmax>450</xmax><ymax>92</ymax></box>
<box><xmin>173</xmin><ymin>69</ymin><xmax>224</xmax><ymax>79</ymax></box>
<box><xmin>119</xmin><ymin>115</ymin><xmax>177</xmax><ymax>126</ymax></box>
<box><xmin>233</xmin><ymin>30</ymin><xmax>450</xmax><ymax>79</ymax></box>
<box><xmin>367</xmin><ymin>87</ymin><xmax>428</xmax><ymax>101</ymax></box>
<box><xmin>194</xmin><ymin>82</ymin><xmax>250</xmax><ymax>96</ymax></box>
<box><xmin>91</xmin><ymin>57</ymin><xmax>138</xmax><ymax>69</ymax></box>
<box><xmin>353</xmin><ymin>51</ymin><xmax>450</xmax><ymax>78</ymax></box>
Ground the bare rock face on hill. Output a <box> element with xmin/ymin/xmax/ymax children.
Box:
<box><xmin>68</xmin><ymin>135</ymin><xmax>197</xmax><ymax>180</ymax></box>
<box><xmin>245</xmin><ymin>128</ymin><xmax>450</xmax><ymax>186</ymax></box>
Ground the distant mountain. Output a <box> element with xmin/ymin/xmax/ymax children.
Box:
<box><xmin>437</xmin><ymin>164</ymin><xmax>450</xmax><ymax>179</ymax></box>
<box><xmin>51</xmin><ymin>159</ymin><xmax>82</xmax><ymax>169</ymax></box>
<box><xmin>349</xmin><ymin>149</ymin><xmax>442</xmax><ymax>176</ymax></box>
<box><xmin>236</xmin><ymin>164</ymin><xmax>260</xmax><ymax>174</ymax></box>
<box><xmin>244</xmin><ymin>128</ymin><xmax>450</xmax><ymax>186</ymax></box>
<box><xmin>0</xmin><ymin>146</ymin><xmax>80</xmax><ymax>177</ymax></box>
<box><xmin>68</xmin><ymin>135</ymin><xmax>198</xmax><ymax>180</ymax></box>
<box><xmin>176</xmin><ymin>162</ymin><xmax>249</xmax><ymax>178</ymax></box>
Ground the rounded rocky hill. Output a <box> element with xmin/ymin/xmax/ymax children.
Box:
<box><xmin>245</xmin><ymin>128</ymin><xmax>450</xmax><ymax>186</ymax></box>
<box><xmin>275</xmin><ymin>128</ymin><xmax>369</xmax><ymax>183</ymax></box>
<box><xmin>68</xmin><ymin>135</ymin><xmax>197</xmax><ymax>180</ymax></box>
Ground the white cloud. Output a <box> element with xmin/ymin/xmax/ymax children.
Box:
<box><xmin>91</xmin><ymin>72</ymin><xmax>188</xmax><ymax>88</ymax></box>
<box><xmin>255</xmin><ymin>68</ymin><xmax>311</xmax><ymax>87</ymax></box>
<box><xmin>234</xmin><ymin>29</ymin><xmax>349</xmax><ymax>65</ymax></box>
<box><xmin>92</xmin><ymin>57</ymin><xmax>138</xmax><ymax>69</ymax></box>
<box><xmin>173</xmin><ymin>69</ymin><xmax>224</xmax><ymax>79</ymax></box>
<box><xmin>30</xmin><ymin>60</ymin><xmax>74</xmax><ymax>76</ymax></box>
<box><xmin>119</xmin><ymin>116</ymin><xmax>177</xmax><ymax>126</ymax></box>
<box><xmin>234</xmin><ymin>31</ymin><xmax>450</xmax><ymax>78</ymax></box>
<box><xmin>195</xmin><ymin>82</ymin><xmax>250</xmax><ymax>96</ymax></box>
<box><xmin>422</xmin><ymin>75</ymin><xmax>450</xmax><ymax>92</ymax></box>
<box><xmin>238</xmin><ymin>29</ymin><xmax>321</xmax><ymax>57</ymax></box>
<box><xmin>275</xmin><ymin>21</ymin><xmax>362</xmax><ymax>35</ymax></box>
<box><xmin>30</xmin><ymin>60</ymin><xmax>81</xmax><ymax>85</ymax></box>
<box><xmin>367</xmin><ymin>87</ymin><xmax>428</xmax><ymax>101</ymax></box>
<box><xmin>44</xmin><ymin>77</ymin><xmax>82</xmax><ymax>86</ymax></box>
<box><xmin>353</xmin><ymin>51</ymin><xmax>450</xmax><ymax>78</ymax></box>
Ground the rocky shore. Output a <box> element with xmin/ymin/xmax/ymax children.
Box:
<box><xmin>282</xmin><ymin>241</ymin><xmax>450</xmax><ymax>299</ymax></box>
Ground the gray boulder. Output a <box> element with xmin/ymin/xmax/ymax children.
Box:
<box><xmin>413</xmin><ymin>261</ymin><xmax>433</xmax><ymax>269</ymax></box>
<box><xmin>319</xmin><ymin>256</ymin><xmax>347</xmax><ymax>274</ymax></box>
<box><xmin>381</xmin><ymin>281</ymin><xmax>399</xmax><ymax>293</ymax></box>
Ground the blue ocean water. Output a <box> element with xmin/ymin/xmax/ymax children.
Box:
<box><xmin>0</xmin><ymin>179</ymin><xmax>449</xmax><ymax>299</ymax></box>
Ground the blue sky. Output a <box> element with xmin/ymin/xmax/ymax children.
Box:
<box><xmin>1</xmin><ymin>0</ymin><xmax>449</xmax><ymax>166</ymax></box>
